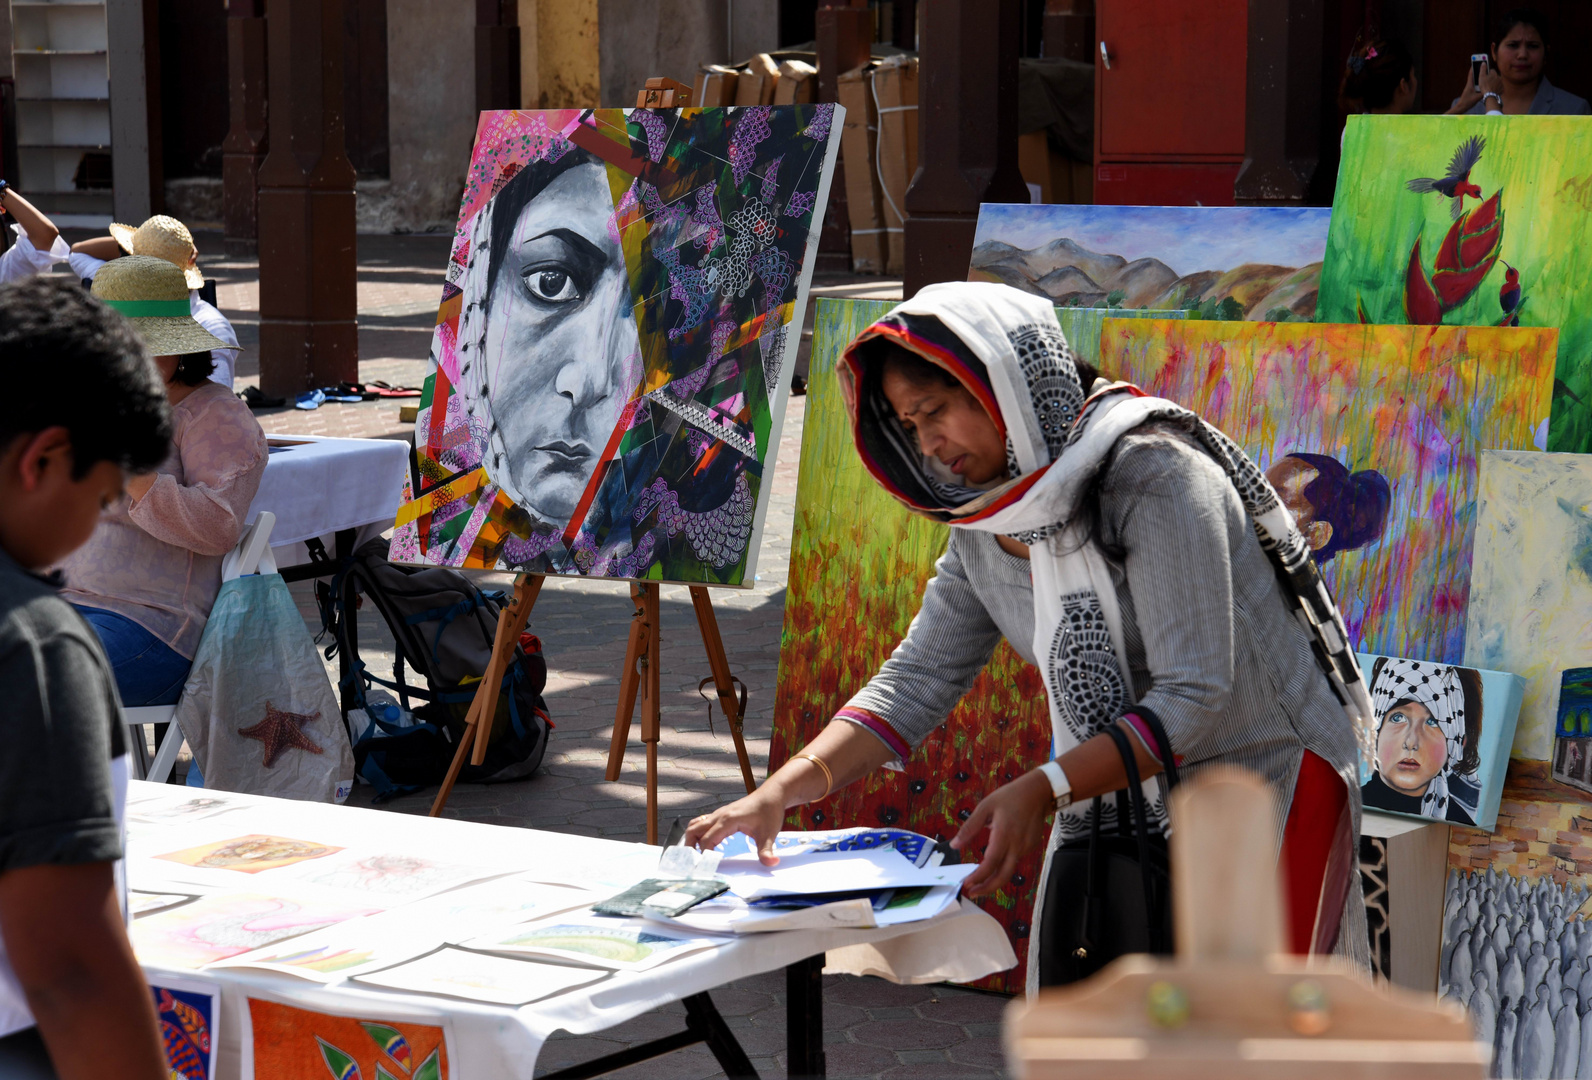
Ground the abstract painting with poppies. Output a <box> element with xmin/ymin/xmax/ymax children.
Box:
<box><xmin>1318</xmin><ymin>115</ymin><xmax>1592</xmax><ymax>452</ymax></box>
<box><xmin>388</xmin><ymin>107</ymin><xmax>842</xmax><ymax>586</ymax></box>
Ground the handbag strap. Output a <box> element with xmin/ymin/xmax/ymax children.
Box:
<box><xmin>1129</xmin><ymin>705</ymin><xmax>1181</xmax><ymax>789</ymax></box>
<box><xmin>1104</xmin><ymin>723</ymin><xmax>1162</xmax><ymax>950</ymax></box>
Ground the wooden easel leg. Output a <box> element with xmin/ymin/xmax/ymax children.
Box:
<box><xmin>689</xmin><ymin>586</ymin><xmax>756</xmax><ymax>795</ymax></box>
<box><xmin>429</xmin><ymin>573</ymin><xmax>543</xmax><ymax>817</ymax></box>
<box><xmin>605</xmin><ymin>585</ymin><xmax>648</xmax><ymax>782</ymax></box>
<box><xmin>639</xmin><ymin>583</ymin><xmax>662</xmax><ymax>844</ymax></box>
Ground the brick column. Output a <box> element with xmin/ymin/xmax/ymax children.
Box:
<box><xmin>222</xmin><ymin>0</ymin><xmax>267</xmax><ymax>255</ymax></box>
<box><xmin>256</xmin><ymin>0</ymin><xmax>358</xmax><ymax>396</ymax></box>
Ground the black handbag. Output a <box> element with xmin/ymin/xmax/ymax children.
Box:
<box><xmin>1037</xmin><ymin>708</ymin><xmax>1181</xmax><ymax>987</ymax></box>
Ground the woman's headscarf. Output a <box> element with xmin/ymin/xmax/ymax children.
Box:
<box><xmin>1371</xmin><ymin>658</ymin><xmax>1469</xmax><ymax>819</ymax></box>
<box><xmin>837</xmin><ymin>283</ymin><xmax>1375</xmax><ymax>836</ymax></box>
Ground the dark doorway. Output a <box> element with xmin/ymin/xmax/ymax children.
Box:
<box><xmin>344</xmin><ymin>0</ymin><xmax>390</xmax><ymax>179</ymax></box>
<box><xmin>160</xmin><ymin>0</ymin><xmax>228</xmax><ymax>178</ymax></box>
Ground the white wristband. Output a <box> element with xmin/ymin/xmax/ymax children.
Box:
<box><xmin>1038</xmin><ymin>760</ymin><xmax>1072</xmax><ymax>807</ymax></box>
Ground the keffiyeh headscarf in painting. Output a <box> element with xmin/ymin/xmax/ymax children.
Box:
<box><xmin>837</xmin><ymin>282</ymin><xmax>1376</xmax><ymax>843</ymax></box>
<box><xmin>1371</xmin><ymin>659</ymin><xmax>1471</xmax><ymax>820</ymax></box>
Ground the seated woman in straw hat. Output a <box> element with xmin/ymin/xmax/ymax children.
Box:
<box><xmin>0</xmin><ymin>179</ymin><xmax>69</xmax><ymax>283</ymax></box>
<box><xmin>59</xmin><ymin>256</ymin><xmax>266</xmax><ymax>711</ymax></box>
<box><xmin>70</xmin><ymin>215</ymin><xmax>240</xmax><ymax>389</ymax></box>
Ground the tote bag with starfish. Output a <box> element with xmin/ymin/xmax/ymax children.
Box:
<box><xmin>174</xmin><ymin>545</ymin><xmax>354</xmax><ymax>803</ymax></box>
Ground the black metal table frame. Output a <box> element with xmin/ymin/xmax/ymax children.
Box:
<box><xmin>283</xmin><ymin>535</ymin><xmax>831</xmax><ymax>1079</ymax></box>
<box><xmin>537</xmin><ymin>954</ymin><xmax>826</xmax><ymax>1080</ymax></box>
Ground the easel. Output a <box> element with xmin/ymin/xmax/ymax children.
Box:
<box><xmin>1005</xmin><ymin>769</ymin><xmax>1488</xmax><ymax>1079</ymax></box>
<box><xmin>428</xmin><ymin>576</ymin><xmax>756</xmax><ymax>843</ymax></box>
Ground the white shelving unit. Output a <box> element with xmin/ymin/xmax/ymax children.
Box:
<box><xmin>11</xmin><ymin>0</ymin><xmax>113</xmax><ymax>225</ymax></box>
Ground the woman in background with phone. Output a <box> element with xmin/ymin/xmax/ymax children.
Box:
<box><xmin>1448</xmin><ymin>7</ymin><xmax>1589</xmax><ymax>115</ymax></box>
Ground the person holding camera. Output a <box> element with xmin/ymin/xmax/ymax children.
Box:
<box><xmin>1448</xmin><ymin>7</ymin><xmax>1588</xmax><ymax>116</ymax></box>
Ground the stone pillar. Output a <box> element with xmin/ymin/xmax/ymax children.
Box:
<box><xmin>1042</xmin><ymin>0</ymin><xmax>1094</xmax><ymax>63</ymax></box>
<box><xmin>222</xmin><ymin>0</ymin><xmax>268</xmax><ymax>255</ymax></box>
<box><xmin>256</xmin><ymin>0</ymin><xmax>358</xmax><ymax>396</ymax></box>
<box><xmin>476</xmin><ymin>0</ymin><xmax>520</xmax><ymax>112</ymax></box>
<box><xmin>815</xmin><ymin>1</ymin><xmax>870</xmax><ymax>274</ymax></box>
<box><xmin>107</xmin><ymin>0</ymin><xmax>162</xmax><ymax>222</ymax></box>
<box><xmin>903</xmin><ymin>0</ymin><xmax>1027</xmax><ymax>297</ymax></box>
<box><xmin>1234</xmin><ymin>0</ymin><xmax>1324</xmax><ymax>205</ymax></box>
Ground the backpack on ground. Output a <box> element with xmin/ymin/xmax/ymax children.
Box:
<box><xmin>316</xmin><ymin>537</ymin><xmax>552</xmax><ymax>800</ymax></box>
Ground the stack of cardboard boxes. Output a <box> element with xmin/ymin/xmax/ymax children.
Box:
<box><xmin>695</xmin><ymin>55</ymin><xmax>818</xmax><ymax>109</ymax></box>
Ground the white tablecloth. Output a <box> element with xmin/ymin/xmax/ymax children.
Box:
<box><xmin>248</xmin><ymin>435</ymin><xmax>410</xmax><ymax>552</ymax></box>
<box><xmin>126</xmin><ymin>782</ymin><xmax>1015</xmax><ymax>1080</ymax></box>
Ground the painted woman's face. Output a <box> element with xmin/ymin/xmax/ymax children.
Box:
<box><xmin>1375</xmin><ymin>700</ymin><xmax>1450</xmax><ymax>794</ymax></box>
<box><xmin>482</xmin><ymin>162</ymin><xmax>640</xmax><ymax>526</ymax></box>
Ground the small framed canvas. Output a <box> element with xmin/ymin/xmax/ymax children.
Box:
<box><xmin>1356</xmin><ymin>653</ymin><xmax>1524</xmax><ymax>830</ymax></box>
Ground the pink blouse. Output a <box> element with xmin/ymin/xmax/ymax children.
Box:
<box><xmin>61</xmin><ymin>381</ymin><xmax>268</xmax><ymax>659</ymax></box>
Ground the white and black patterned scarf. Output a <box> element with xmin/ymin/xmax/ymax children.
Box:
<box><xmin>838</xmin><ymin>282</ymin><xmax>1375</xmax><ymax>845</ymax></box>
<box><xmin>1370</xmin><ymin>658</ymin><xmax>1470</xmax><ymax>819</ymax></box>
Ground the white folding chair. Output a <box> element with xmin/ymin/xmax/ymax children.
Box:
<box><xmin>124</xmin><ymin>512</ymin><xmax>276</xmax><ymax>783</ymax></box>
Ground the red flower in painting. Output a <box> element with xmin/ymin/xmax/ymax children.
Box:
<box><xmin>1404</xmin><ymin>238</ymin><xmax>1442</xmax><ymax>325</ymax></box>
<box><xmin>1403</xmin><ymin>191</ymin><xmax>1504</xmax><ymax>324</ymax></box>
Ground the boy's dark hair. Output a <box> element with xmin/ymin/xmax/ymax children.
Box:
<box><xmin>0</xmin><ymin>278</ymin><xmax>171</xmax><ymax>477</ymax></box>
<box><xmin>1496</xmin><ymin>7</ymin><xmax>1549</xmax><ymax>45</ymax></box>
<box><xmin>171</xmin><ymin>350</ymin><xmax>217</xmax><ymax>386</ymax></box>
<box><xmin>1287</xmin><ymin>451</ymin><xmax>1392</xmax><ymax>560</ymax></box>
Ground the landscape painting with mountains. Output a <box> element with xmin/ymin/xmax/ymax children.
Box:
<box><xmin>969</xmin><ymin>204</ymin><xmax>1332</xmax><ymax>320</ymax></box>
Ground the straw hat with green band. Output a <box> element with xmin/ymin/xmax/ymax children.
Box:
<box><xmin>110</xmin><ymin>214</ymin><xmax>205</xmax><ymax>289</ymax></box>
<box><xmin>91</xmin><ymin>255</ymin><xmax>238</xmax><ymax>356</ymax></box>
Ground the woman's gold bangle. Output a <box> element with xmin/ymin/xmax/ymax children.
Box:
<box><xmin>798</xmin><ymin>752</ymin><xmax>833</xmax><ymax>800</ymax></box>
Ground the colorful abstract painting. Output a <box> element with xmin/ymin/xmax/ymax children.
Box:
<box><xmin>1464</xmin><ymin>451</ymin><xmax>1592</xmax><ymax>763</ymax></box>
<box><xmin>1355</xmin><ymin>652</ymin><xmax>1523</xmax><ymax>831</ymax></box>
<box><xmin>970</xmin><ymin>204</ymin><xmax>1330</xmax><ymax>320</ymax></box>
<box><xmin>1101</xmin><ymin>319</ymin><xmax>1555</xmax><ymax>665</ymax></box>
<box><xmin>1319</xmin><ymin>115</ymin><xmax>1592</xmax><ymax>452</ymax></box>
<box><xmin>246</xmin><ymin>998</ymin><xmax>448</xmax><ymax>1080</ymax></box>
<box><xmin>150</xmin><ymin>977</ymin><xmax>218</xmax><ymax>1080</ymax></box>
<box><xmin>131</xmin><ymin>893</ymin><xmax>382</xmax><ymax>970</ymax></box>
<box><xmin>390</xmin><ymin>106</ymin><xmax>842</xmax><ymax>584</ymax></box>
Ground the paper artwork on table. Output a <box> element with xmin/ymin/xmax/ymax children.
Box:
<box><xmin>156</xmin><ymin>834</ymin><xmax>342</xmax><ymax>875</ymax></box>
<box><xmin>391</xmin><ymin>105</ymin><xmax>844</xmax><ymax>585</ymax></box>
<box><xmin>1320</xmin><ymin>115</ymin><xmax>1592</xmax><ymax>452</ymax></box>
<box><xmin>130</xmin><ymin>890</ymin><xmax>202</xmax><ymax>918</ymax></box>
<box><xmin>351</xmin><ymin>945</ymin><xmax>608</xmax><ymax>1006</ymax></box>
<box><xmin>130</xmin><ymin>893</ymin><xmax>382</xmax><ymax>970</ymax></box>
<box><xmin>149</xmin><ymin>975</ymin><xmax>220</xmax><ymax>1080</ymax></box>
<box><xmin>214</xmin><ymin>880</ymin><xmax>600</xmax><ymax>983</ymax></box>
<box><xmin>1355</xmin><ymin>652</ymin><xmax>1524</xmax><ymax>830</ymax></box>
<box><xmin>1102</xmin><ymin>318</ymin><xmax>1555</xmax><ymax>664</ymax></box>
<box><xmin>468</xmin><ymin>915</ymin><xmax>727</xmax><ymax>971</ymax></box>
<box><xmin>245</xmin><ymin>998</ymin><xmax>449</xmax><ymax>1080</ymax></box>
<box><xmin>969</xmin><ymin>203</ymin><xmax>1330</xmax><ymax>320</ymax></box>
<box><xmin>126</xmin><ymin>794</ymin><xmax>240</xmax><ymax>824</ymax></box>
<box><xmin>769</xmin><ymin>296</ymin><xmax>1051</xmax><ymax>996</ymax></box>
<box><xmin>286</xmin><ymin>852</ymin><xmax>506</xmax><ymax>901</ymax></box>
<box><xmin>1464</xmin><ymin>450</ymin><xmax>1592</xmax><ymax>762</ymax></box>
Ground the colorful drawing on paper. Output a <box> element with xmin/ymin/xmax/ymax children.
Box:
<box><xmin>1355</xmin><ymin>653</ymin><xmax>1523</xmax><ymax>830</ymax></box>
<box><xmin>1101</xmin><ymin>319</ymin><xmax>1555</xmax><ymax>664</ymax></box>
<box><xmin>130</xmin><ymin>890</ymin><xmax>201</xmax><ymax>918</ymax></box>
<box><xmin>969</xmin><ymin>204</ymin><xmax>1330</xmax><ymax>320</ymax></box>
<box><xmin>247</xmin><ymin>998</ymin><xmax>448</xmax><ymax>1080</ymax></box>
<box><xmin>294</xmin><ymin>854</ymin><xmax>497</xmax><ymax>899</ymax></box>
<box><xmin>390</xmin><ymin>106</ymin><xmax>842</xmax><ymax>584</ymax></box>
<box><xmin>769</xmin><ymin>297</ymin><xmax>1048</xmax><ymax>994</ymax></box>
<box><xmin>156</xmin><ymin>834</ymin><xmax>341</xmax><ymax>874</ymax></box>
<box><xmin>351</xmin><ymin>946</ymin><xmax>607</xmax><ymax>1006</ymax></box>
<box><xmin>1464</xmin><ymin>451</ymin><xmax>1592</xmax><ymax>762</ymax></box>
<box><xmin>1319</xmin><ymin>115</ymin><xmax>1592</xmax><ymax>451</ymax></box>
<box><xmin>131</xmin><ymin>893</ymin><xmax>381</xmax><ymax>970</ymax></box>
<box><xmin>473</xmin><ymin>916</ymin><xmax>724</xmax><ymax>971</ymax></box>
<box><xmin>127</xmin><ymin>795</ymin><xmax>238</xmax><ymax>824</ymax></box>
<box><xmin>150</xmin><ymin>977</ymin><xmax>219</xmax><ymax>1080</ymax></box>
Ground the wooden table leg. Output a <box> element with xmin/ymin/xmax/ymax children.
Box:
<box><xmin>690</xmin><ymin>585</ymin><xmax>756</xmax><ymax>794</ymax></box>
<box><xmin>605</xmin><ymin>584</ymin><xmax>648</xmax><ymax>782</ymax></box>
<box><xmin>639</xmin><ymin>583</ymin><xmax>662</xmax><ymax>845</ymax></box>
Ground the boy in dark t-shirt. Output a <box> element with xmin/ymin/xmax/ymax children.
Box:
<box><xmin>0</xmin><ymin>279</ymin><xmax>173</xmax><ymax>1079</ymax></box>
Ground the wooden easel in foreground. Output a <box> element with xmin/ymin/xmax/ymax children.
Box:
<box><xmin>1006</xmin><ymin>768</ymin><xmax>1487</xmax><ymax>1079</ymax></box>
<box><xmin>428</xmin><ymin>575</ymin><xmax>756</xmax><ymax>843</ymax></box>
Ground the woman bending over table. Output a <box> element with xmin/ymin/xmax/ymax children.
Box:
<box><xmin>60</xmin><ymin>256</ymin><xmax>266</xmax><ymax>707</ymax></box>
<box><xmin>686</xmin><ymin>283</ymin><xmax>1374</xmax><ymax>991</ymax></box>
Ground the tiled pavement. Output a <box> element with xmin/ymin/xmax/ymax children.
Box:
<box><xmin>128</xmin><ymin>232</ymin><xmax>1010</xmax><ymax>1077</ymax></box>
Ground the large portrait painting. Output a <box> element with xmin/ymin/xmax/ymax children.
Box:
<box><xmin>391</xmin><ymin>106</ymin><xmax>842</xmax><ymax>584</ymax></box>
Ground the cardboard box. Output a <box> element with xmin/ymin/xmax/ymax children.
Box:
<box><xmin>735</xmin><ymin>53</ymin><xmax>780</xmax><ymax>106</ymax></box>
<box><xmin>838</xmin><ymin>63</ymin><xmax>888</xmax><ymax>273</ymax></box>
<box><xmin>695</xmin><ymin>65</ymin><xmax>739</xmax><ymax>108</ymax></box>
<box><xmin>774</xmin><ymin>59</ymin><xmax>817</xmax><ymax>105</ymax></box>
<box><xmin>871</xmin><ymin>56</ymin><xmax>918</xmax><ymax>276</ymax></box>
